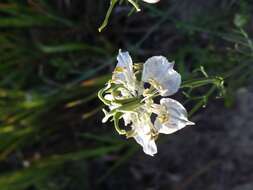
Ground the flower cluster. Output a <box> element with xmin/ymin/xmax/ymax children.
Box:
<box><xmin>98</xmin><ymin>50</ymin><xmax>194</xmax><ymax>156</ymax></box>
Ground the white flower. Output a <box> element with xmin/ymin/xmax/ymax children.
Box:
<box><xmin>142</xmin><ymin>0</ymin><xmax>160</xmax><ymax>3</ymax></box>
<box><xmin>152</xmin><ymin>98</ymin><xmax>195</xmax><ymax>134</ymax></box>
<box><xmin>99</xmin><ymin>50</ymin><xmax>194</xmax><ymax>156</ymax></box>
<box><xmin>142</xmin><ymin>56</ymin><xmax>181</xmax><ymax>96</ymax></box>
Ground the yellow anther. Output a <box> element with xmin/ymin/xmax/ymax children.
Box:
<box><xmin>114</xmin><ymin>66</ymin><xmax>125</xmax><ymax>73</ymax></box>
<box><xmin>150</xmin><ymin>129</ymin><xmax>159</xmax><ymax>140</ymax></box>
<box><xmin>143</xmin><ymin>88</ymin><xmax>150</xmax><ymax>96</ymax></box>
<box><xmin>148</xmin><ymin>78</ymin><xmax>163</xmax><ymax>91</ymax></box>
<box><xmin>158</xmin><ymin>113</ymin><xmax>169</xmax><ymax>123</ymax></box>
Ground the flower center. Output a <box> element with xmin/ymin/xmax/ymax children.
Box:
<box><xmin>148</xmin><ymin>78</ymin><xmax>163</xmax><ymax>92</ymax></box>
<box><xmin>158</xmin><ymin>113</ymin><xmax>169</xmax><ymax>124</ymax></box>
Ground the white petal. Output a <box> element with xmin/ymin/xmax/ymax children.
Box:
<box><xmin>131</xmin><ymin>111</ymin><xmax>158</xmax><ymax>156</ymax></box>
<box><xmin>112</xmin><ymin>50</ymin><xmax>137</xmax><ymax>94</ymax></box>
<box><xmin>154</xmin><ymin>98</ymin><xmax>194</xmax><ymax>134</ymax></box>
<box><xmin>142</xmin><ymin>56</ymin><xmax>181</xmax><ymax>96</ymax></box>
<box><xmin>134</xmin><ymin>134</ymin><xmax>157</xmax><ymax>156</ymax></box>
<box><xmin>142</xmin><ymin>0</ymin><xmax>160</xmax><ymax>3</ymax></box>
<box><xmin>116</xmin><ymin>50</ymin><xmax>133</xmax><ymax>71</ymax></box>
<box><xmin>113</xmin><ymin>50</ymin><xmax>133</xmax><ymax>82</ymax></box>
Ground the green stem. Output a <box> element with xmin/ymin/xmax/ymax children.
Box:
<box><xmin>181</xmin><ymin>77</ymin><xmax>223</xmax><ymax>89</ymax></box>
<box><xmin>189</xmin><ymin>86</ymin><xmax>216</xmax><ymax>117</ymax></box>
<box><xmin>98</xmin><ymin>0</ymin><xmax>119</xmax><ymax>32</ymax></box>
<box><xmin>127</xmin><ymin>0</ymin><xmax>141</xmax><ymax>12</ymax></box>
<box><xmin>97</xmin><ymin>88</ymin><xmax>111</xmax><ymax>106</ymax></box>
<box><xmin>113</xmin><ymin>112</ymin><xmax>126</xmax><ymax>135</ymax></box>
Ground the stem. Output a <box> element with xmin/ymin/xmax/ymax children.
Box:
<box><xmin>98</xmin><ymin>0</ymin><xmax>119</xmax><ymax>32</ymax></box>
<box><xmin>113</xmin><ymin>112</ymin><xmax>126</xmax><ymax>135</ymax></box>
<box><xmin>181</xmin><ymin>77</ymin><xmax>223</xmax><ymax>89</ymax></box>
<box><xmin>188</xmin><ymin>86</ymin><xmax>216</xmax><ymax>117</ymax></box>
<box><xmin>127</xmin><ymin>0</ymin><xmax>141</xmax><ymax>12</ymax></box>
<box><xmin>97</xmin><ymin>88</ymin><xmax>111</xmax><ymax>106</ymax></box>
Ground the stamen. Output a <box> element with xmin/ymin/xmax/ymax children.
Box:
<box><xmin>148</xmin><ymin>78</ymin><xmax>163</xmax><ymax>92</ymax></box>
<box><xmin>158</xmin><ymin>113</ymin><xmax>169</xmax><ymax>123</ymax></box>
<box><xmin>114</xmin><ymin>66</ymin><xmax>125</xmax><ymax>73</ymax></box>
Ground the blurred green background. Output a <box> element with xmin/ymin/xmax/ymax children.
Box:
<box><xmin>0</xmin><ymin>0</ymin><xmax>252</xmax><ymax>189</ymax></box>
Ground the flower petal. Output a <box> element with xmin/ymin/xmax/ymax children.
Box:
<box><xmin>134</xmin><ymin>134</ymin><xmax>157</xmax><ymax>156</ymax></box>
<box><xmin>112</xmin><ymin>50</ymin><xmax>133</xmax><ymax>83</ymax></box>
<box><xmin>154</xmin><ymin>98</ymin><xmax>194</xmax><ymax>134</ymax></box>
<box><xmin>142</xmin><ymin>56</ymin><xmax>181</xmax><ymax>96</ymax></box>
<box><xmin>130</xmin><ymin>111</ymin><xmax>158</xmax><ymax>156</ymax></box>
<box><xmin>142</xmin><ymin>0</ymin><xmax>160</xmax><ymax>3</ymax></box>
<box><xmin>116</xmin><ymin>50</ymin><xmax>133</xmax><ymax>70</ymax></box>
<box><xmin>112</xmin><ymin>50</ymin><xmax>137</xmax><ymax>95</ymax></box>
